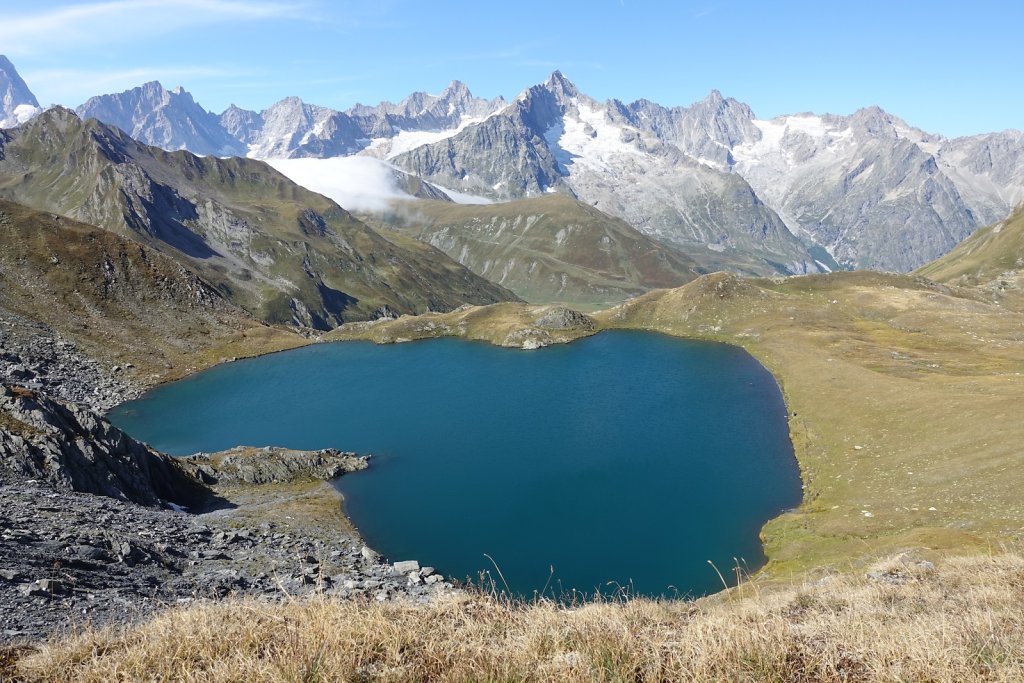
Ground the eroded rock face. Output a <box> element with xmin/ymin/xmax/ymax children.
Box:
<box><xmin>0</xmin><ymin>384</ymin><xmax>207</xmax><ymax>507</ymax></box>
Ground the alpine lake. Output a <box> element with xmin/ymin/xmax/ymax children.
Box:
<box><xmin>108</xmin><ymin>331</ymin><xmax>801</xmax><ymax>599</ymax></box>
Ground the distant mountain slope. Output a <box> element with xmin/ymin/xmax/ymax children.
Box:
<box><xmin>392</xmin><ymin>73</ymin><xmax>824</xmax><ymax>277</ymax></box>
<box><xmin>223</xmin><ymin>80</ymin><xmax>507</xmax><ymax>161</ymax></box>
<box><xmin>610</xmin><ymin>91</ymin><xmax>1024</xmax><ymax>272</ymax></box>
<box><xmin>0</xmin><ymin>55</ymin><xmax>40</xmax><ymax>128</ymax></box>
<box><xmin>14</xmin><ymin>53</ymin><xmax>1013</xmax><ymax>275</ymax></box>
<box><xmin>727</xmin><ymin>108</ymin><xmax>982</xmax><ymax>271</ymax></box>
<box><xmin>0</xmin><ymin>198</ymin><xmax>295</xmax><ymax>375</ymax></box>
<box><xmin>916</xmin><ymin>205</ymin><xmax>1024</xmax><ymax>299</ymax></box>
<box><xmin>0</xmin><ymin>108</ymin><xmax>517</xmax><ymax>329</ymax></box>
<box><xmin>76</xmin><ymin>81</ymin><xmax>245</xmax><ymax>157</ymax></box>
<box><xmin>373</xmin><ymin>194</ymin><xmax>705</xmax><ymax>307</ymax></box>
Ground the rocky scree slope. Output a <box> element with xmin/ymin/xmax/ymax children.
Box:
<box><xmin>0</xmin><ymin>386</ymin><xmax>453</xmax><ymax>643</ymax></box>
<box><xmin>0</xmin><ymin>108</ymin><xmax>517</xmax><ymax>329</ymax></box>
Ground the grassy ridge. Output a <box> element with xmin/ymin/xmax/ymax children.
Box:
<box><xmin>916</xmin><ymin>204</ymin><xmax>1024</xmax><ymax>308</ymax></box>
<box><xmin>15</xmin><ymin>553</ymin><xmax>1024</xmax><ymax>681</ymax></box>
<box><xmin>0</xmin><ymin>109</ymin><xmax>517</xmax><ymax>329</ymax></box>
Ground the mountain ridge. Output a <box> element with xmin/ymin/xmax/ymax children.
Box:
<box><xmin>0</xmin><ymin>107</ymin><xmax>518</xmax><ymax>329</ymax></box>
<box><xmin>3</xmin><ymin>55</ymin><xmax>1022</xmax><ymax>275</ymax></box>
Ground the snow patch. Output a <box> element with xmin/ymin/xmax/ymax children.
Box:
<box><xmin>550</xmin><ymin>103</ymin><xmax>646</xmax><ymax>174</ymax></box>
<box><xmin>364</xmin><ymin>115</ymin><xmax>490</xmax><ymax>159</ymax></box>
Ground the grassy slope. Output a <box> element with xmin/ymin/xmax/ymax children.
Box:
<box><xmin>0</xmin><ymin>200</ymin><xmax>307</xmax><ymax>383</ymax></box>
<box><xmin>16</xmin><ymin>554</ymin><xmax>1024</xmax><ymax>681</ymax></box>
<box><xmin>916</xmin><ymin>204</ymin><xmax>1024</xmax><ymax>307</ymax></box>
<box><xmin>0</xmin><ymin>110</ymin><xmax>516</xmax><ymax>328</ymax></box>
<box><xmin>370</xmin><ymin>194</ymin><xmax>703</xmax><ymax>309</ymax></box>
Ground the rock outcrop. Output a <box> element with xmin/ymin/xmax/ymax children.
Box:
<box><xmin>0</xmin><ymin>384</ymin><xmax>207</xmax><ymax>507</ymax></box>
<box><xmin>182</xmin><ymin>446</ymin><xmax>368</xmax><ymax>486</ymax></box>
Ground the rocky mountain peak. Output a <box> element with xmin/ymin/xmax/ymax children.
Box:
<box><xmin>0</xmin><ymin>54</ymin><xmax>42</xmax><ymax>128</ymax></box>
<box><xmin>703</xmin><ymin>89</ymin><xmax>725</xmax><ymax>105</ymax></box>
<box><xmin>76</xmin><ymin>81</ymin><xmax>244</xmax><ymax>156</ymax></box>
<box><xmin>544</xmin><ymin>70</ymin><xmax>579</xmax><ymax>101</ymax></box>
<box><xmin>441</xmin><ymin>79</ymin><xmax>471</xmax><ymax>99</ymax></box>
<box><xmin>847</xmin><ymin>105</ymin><xmax>900</xmax><ymax>138</ymax></box>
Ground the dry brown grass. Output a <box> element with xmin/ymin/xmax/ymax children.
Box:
<box><xmin>15</xmin><ymin>553</ymin><xmax>1024</xmax><ymax>682</ymax></box>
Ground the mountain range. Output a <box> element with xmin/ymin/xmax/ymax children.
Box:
<box><xmin>2</xmin><ymin>55</ymin><xmax>1023</xmax><ymax>294</ymax></box>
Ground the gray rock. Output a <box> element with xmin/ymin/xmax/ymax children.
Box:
<box><xmin>535</xmin><ymin>307</ymin><xmax>596</xmax><ymax>331</ymax></box>
<box><xmin>76</xmin><ymin>82</ymin><xmax>245</xmax><ymax>157</ymax></box>
<box><xmin>393</xmin><ymin>560</ymin><xmax>420</xmax><ymax>574</ymax></box>
<box><xmin>181</xmin><ymin>447</ymin><xmax>368</xmax><ymax>486</ymax></box>
<box><xmin>0</xmin><ymin>384</ymin><xmax>209</xmax><ymax>507</ymax></box>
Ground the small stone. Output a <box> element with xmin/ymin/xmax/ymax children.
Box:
<box><xmin>420</xmin><ymin>566</ymin><xmax>435</xmax><ymax>577</ymax></box>
<box><xmin>393</xmin><ymin>560</ymin><xmax>420</xmax><ymax>574</ymax></box>
<box><xmin>361</xmin><ymin>546</ymin><xmax>381</xmax><ymax>563</ymax></box>
<box><xmin>425</xmin><ymin>574</ymin><xmax>443</xmax><ymax>585</ymax></box>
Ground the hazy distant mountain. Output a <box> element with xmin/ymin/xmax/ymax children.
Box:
<box><xmin>0</xmin><ymin>55</ymin><xmax>41</xmax><ymax>129</ymax></box>
<box><xmin>76</xmin><ymin>81</ymin><xmax>245</xmax><ymax>157</ymax></box>
<box><xmin>217</xmin><ymin>80</ymin><xmax>506</xmax><ymax>161</ymax></box>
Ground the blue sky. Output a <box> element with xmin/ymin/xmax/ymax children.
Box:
<box><xmin>1</xmin><ymin>0</ymin><xmax>1020</xmax><ymax>137</ymax></box>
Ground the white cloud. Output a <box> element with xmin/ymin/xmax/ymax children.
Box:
<box><xmin>0</xmin><ymin>0</ymin><xmax>309</xmax><ymax>56</ymax></box>
<box><xmin>266</xmin><ymin>157</ymin><xmax>413</xmax><ymax>214</ymax></box>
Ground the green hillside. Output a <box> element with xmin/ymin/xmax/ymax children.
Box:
<box><xmin>372</xmin><ymin>194</ymin><xmax>704</xmax><ymax>308</ymax></box>
<box><xmin>0</xmin><ymin>108</ymin><xmax>516</xmax><ymax>329</ymax></box>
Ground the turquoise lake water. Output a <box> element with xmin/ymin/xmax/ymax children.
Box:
<box><xmin>108</xmin><ymin>331</ymin><xmax>801</xmax><ymax>598</ymax></box>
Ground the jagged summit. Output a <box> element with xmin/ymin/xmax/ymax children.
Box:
<box><xmin>441</xmin><ymin>79</ymin><xmax>471</xmax><ymax>97</ymax></box>
<box><xmin>0</xmin><ymin>54</ymin><xmax>41</xmax><ymax>128</ymax></box>
<box><xmin>76</xmin><ymin>81</ymin><xmax>244</xmax><ymax>156</ymax></box>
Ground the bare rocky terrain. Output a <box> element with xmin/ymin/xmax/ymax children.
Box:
<box><xmin>0</xmin><ymin>331</ymin><xmax>452</xmax><ymax>645</ymax></box>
